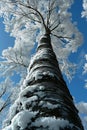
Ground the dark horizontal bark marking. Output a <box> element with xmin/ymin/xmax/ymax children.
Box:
<box><xmin>29</xmin><ymin>58</ymin><xmax>59</xmax><ymax>71</ymax></box>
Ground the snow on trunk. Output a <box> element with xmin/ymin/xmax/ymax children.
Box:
<box><xmin>3</xmin><ymin>34</ymin><xmax>84</xmax><ymax>130</ymax></box>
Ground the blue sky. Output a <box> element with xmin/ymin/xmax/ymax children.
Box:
<box><xmin>0</xmin><ymin>0</ymin><xmax>87</xmax><ymax>105</ymax></box>
<box><xmin>0</xmin><ymin>18</ymin><xmax>15</xmax><ymax>55</ymax></box>
<box><xmin>67</xmin><ymin>0</ymin><xmax>87</xmax><ymax>103</ymax></box>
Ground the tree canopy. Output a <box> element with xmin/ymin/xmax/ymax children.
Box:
<box><xmin>0</xmin><ymin>0</ymin><xmax>83</xmax><ymax>80</ymax></box>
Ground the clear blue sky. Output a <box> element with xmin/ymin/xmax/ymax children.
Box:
<box><xmin>0</xmin><ymin>0</ymin><xmax>87</xmax><ymax>104</ymax></box>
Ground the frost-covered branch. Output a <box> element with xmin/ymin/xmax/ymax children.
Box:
<box><xmin>0</xmin><ymin>78</ymin><xmax>12</xmax><ymax>114</ymax></box>
<box><xmin>0</xmin><ymin>77</ymin><xmax>21</xmax><ymax>128</ymax></box>
<box><xmin>82</xmin><ymin>54</ymin><xmax>87</xmax><ymax>89</ymax></box>
<box><xmin>0</xmin><ymin>94</ymin><xmax>11</xmax><ymax>113</ymax></box>
<box><xmin>82</xmin><ymin>0</ymin><xmax>87</xmax><ymax>18</ymax></box>
<box><xmin>76</xmin><ymin>102</ymin><xmax>87</xmax><ymax>130</ymax></box>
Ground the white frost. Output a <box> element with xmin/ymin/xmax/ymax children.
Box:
<box><xmin>34</xmin><ymin>117</ymin><xmax>73</xmax><ymax>130</ymax></box>
<box><xmin>83</xmin><ymin>54</ymin><xmax>87</xmax><ymax>89</ymax></box>
<box><xmin>76</xmin><ymin>101</ymin><xmax>87</xmax><ymax>130</ymax></box>
<box><xmin>41</xmin><ymin>101</ymin><xmax>60</xmax><ymax>109</ymax></box>
<box><xmin>11</xmin><ymin>110</ymin><xmax>37</xmax><ymax>130</ymax></box>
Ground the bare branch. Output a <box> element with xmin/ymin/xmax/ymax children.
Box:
<box><xmin>0</xmin><ymin>94</ymin><xmax>11</xmax><ymax>113</ymax></box>
<box><xmin>51</xmin><ymin>21</ymin><xmax>60</xmax><ymax>32</ymax></box>
<box><xmin>0</xmin><ymin>86</ymin><xmax>7</xmax><ymax>98</ymax></box>
<box><xmin>17</xmin><ymin>1</ymin><xmax>47</xmax><ymax>32</ymax></box>
<box><xmin>51</xmin><ymin>33</ymin><xmax>72</xmax><ymax>40</ymax></box>
<box><xmin>47</xmin><ymin>0</ymin><xmax>58</xmax><ymax>28</ymax></box>
<box><xmin>16</xmin><ymin>4</ymin><xmax>41</xmax><ymax>23</ymax></box>
<box><xmin>47</xmin><ymin>0</ymin><xmax>51</xmax><ymax>27</ymax></box>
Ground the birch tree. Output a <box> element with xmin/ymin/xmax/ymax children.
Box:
<box><xmin>2</xmin><ymin>33</ymin><xmax>84</xmax><ymax>130</ymax></box>
<box><xmin>0</xmin><ymin>0</ymin><xmax>84</xmax><ymax>129</ymax></box>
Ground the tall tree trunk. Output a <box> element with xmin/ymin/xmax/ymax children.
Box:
<box><xmin>5</xmin><ymin>34</ymin><xmax>84</xmax><ymax>130</ymax></box>
<box><xmin>23</xmin><ymin>34</ymin><xmax>84</xmax><ymax>129</ymax></box>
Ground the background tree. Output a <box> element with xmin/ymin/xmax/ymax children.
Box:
<box><xmin>0</xmin><ymin>77</ymin><xmax>21</xmax><ymax>128</ymax></box>
<box><xmin>0</xmin><ymin>0</ymin><xmax>85</xmax><ymax>129</ymax></box>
